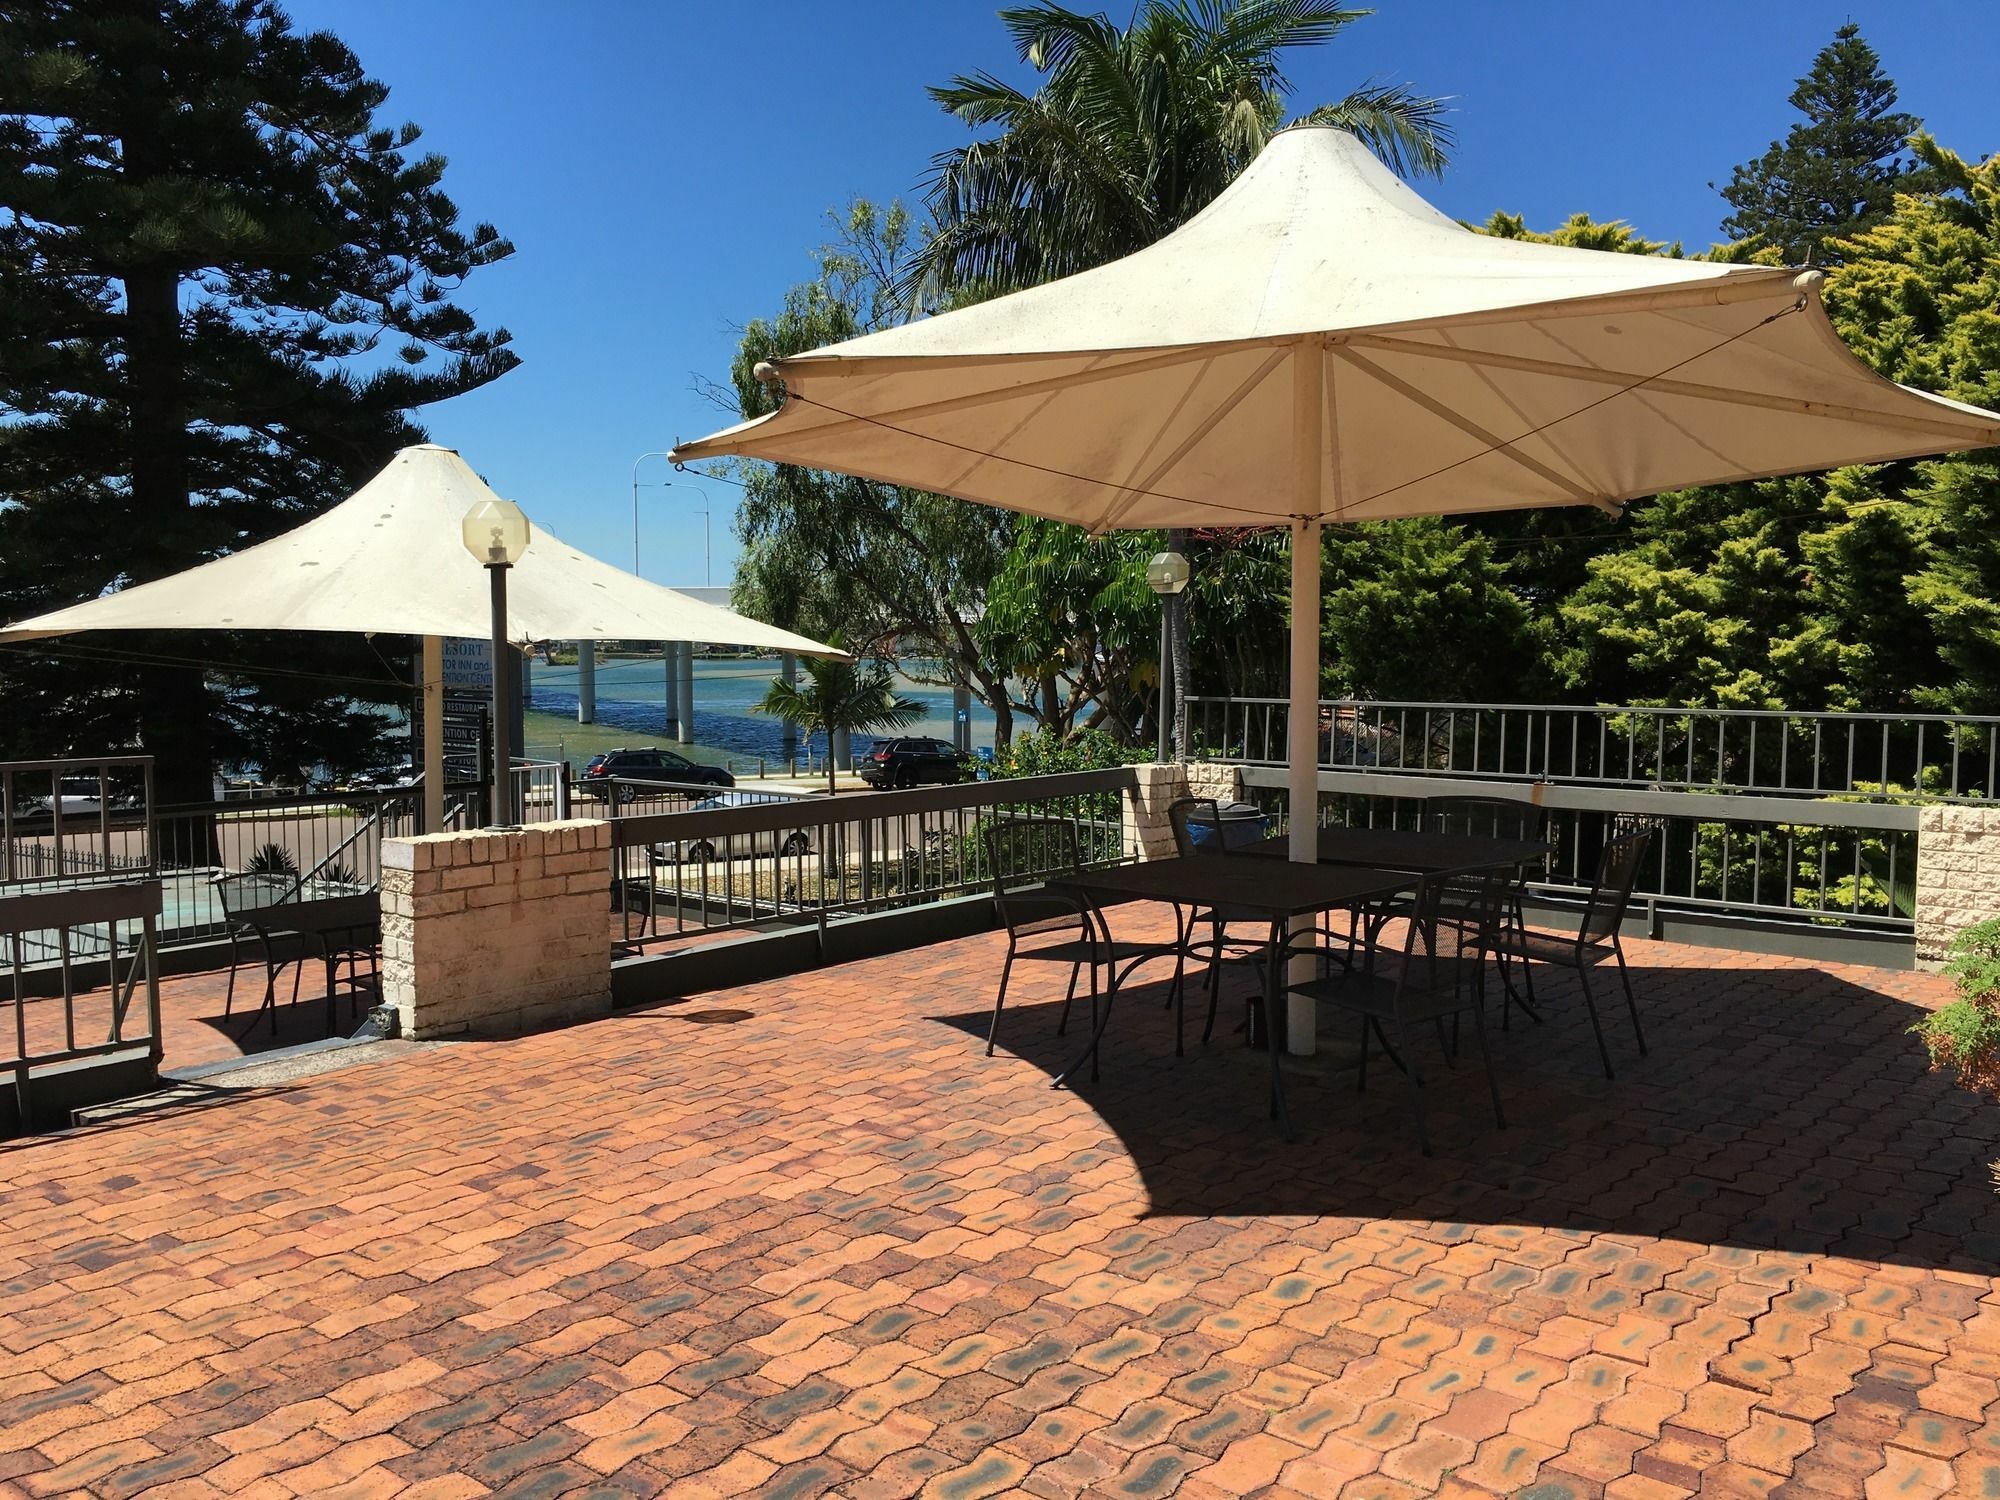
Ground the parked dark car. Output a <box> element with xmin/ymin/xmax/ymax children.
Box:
<box><xmin>580</xmin><ymin>747</ymin><xmax>733</xmax><ymax>799</ymax></box>
<box><xmin>859</xmin><ymin>737</ymin><xmax>967</xmax><ymax>790</ymax></box>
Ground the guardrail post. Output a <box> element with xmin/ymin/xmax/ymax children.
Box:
<box><xmin>859</xmin><ymin>816</ymin><xmax>874</xmax><ymax>908</ymax></box>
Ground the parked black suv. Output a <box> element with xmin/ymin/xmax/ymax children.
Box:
<box><xmin>859</xmin><ymin>737</ymin><xmax>967</xmax><ymax>790</ymax></box>
<box><xmin>580</xmin><ymin>747</ymin><xmax>734</xmax><ymax>799</ymax></box>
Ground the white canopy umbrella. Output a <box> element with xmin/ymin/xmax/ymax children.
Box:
<box><xmin>2</xmin><ymin>443</ymin><xmax>839</xmax><ymax>825</ymax></box>
<box><xmin>0</xmin><ymin>444</ymin><xmax>834</xmax><ymax>654</ymax></box>
<box><xmin>672</xmin><ymin>126</ymin><xmax>2000</xmax><ymax>1052</ymax></box>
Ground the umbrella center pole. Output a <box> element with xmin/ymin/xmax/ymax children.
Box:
<box><xmin>1287</xmin><ymin>339</ymin><xmax>1325</xmax><ymax>1056</ymax></box>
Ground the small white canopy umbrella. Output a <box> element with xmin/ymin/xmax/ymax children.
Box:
<box><xmin>1</xmin><ymin>443</ymin><xmax>839</xmax><ymax>825</ymax></box>
<box><xmin>673</xmin><ymin>126</ymin><xmax>2000</xmax><ymax>1052</ymax></box>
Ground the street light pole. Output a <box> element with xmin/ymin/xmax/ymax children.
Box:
<box><xmin>1146</xmin><ymin>550</ymin><xmax>1191</xmax><ymax>765</ymax></box>
<box><xmin>487</xmin><ymin>562</ymin><xmax>512</xmax><ymax>824</ymax></box>
<box><xmin>663</xmin><ymin>480</ymin><xmax>714</xmax><ymax>588</ymax></box>
<box><xmin>462</xmin><ymin>498</ymin><xmax>531</xmax><ymax>827</ymax></box>
<box><xmin>630</xmin><ymin>451</ymin><xmax>672</xmax><ymax>574</ymax></box>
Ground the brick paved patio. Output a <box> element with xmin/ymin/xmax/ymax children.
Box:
<box><xmin>2</xmin><ymin>925</ymin><xmax>1998</xmax><ymax>1498</ymax></box>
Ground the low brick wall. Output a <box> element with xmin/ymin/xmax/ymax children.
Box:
<box><xmin>380</xmin><ymin>820</ymin><xmax>612</xmax><ymax>1040</ymax></box>
<box><xmin>1917</xmin><ymin>805</ymin><xmax>2000</xmax><ymax>966</ymax></box>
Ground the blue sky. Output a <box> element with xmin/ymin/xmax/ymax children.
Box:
<box><xmin>285</xmin><ymin>0</ymin><xmax>1995</xmax><ymax>588</ymax></box>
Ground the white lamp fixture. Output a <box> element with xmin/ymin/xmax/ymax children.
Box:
<box><xmin>1146</xmin><ymin>550</ymin><xmax>1191</xmax><ymax>595</ymax></box>
<box><xmin>461</xmin><ymin>497</ymin><xmax>530</xmax><ymax>567</ymax></box>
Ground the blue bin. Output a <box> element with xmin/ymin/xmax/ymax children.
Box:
<box><xmin>1189</xmin><ymin>802</ymin><xmax>1270</xmax><ymax>851</ymax></box>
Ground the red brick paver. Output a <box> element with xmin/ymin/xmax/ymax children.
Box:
<box><xmin>1</xmin><ymin>927</ymin><xmax>1996</xmax><ymax>1498</ymax></box>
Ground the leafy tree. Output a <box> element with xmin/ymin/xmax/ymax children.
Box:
<box><xmin>726</xmin><ymin>204</ymin><xmax>1021</xmax><ymax>748</ymax></box>
<box><xmin>906</xmin><ymin>0</ymin><xmax>1452</xmax><ymax>748</ymax></box>
<box><xmin>1321</xmin><ymin>520</ymin><xmax>1532</xmax><ymax>701</ymax></box>
<box><xmin>1716</xmin><ymin>22</ymin><xmax>1924</xmax><ymax>264</ymax></box>
<box><xmin>756</xmin><ymin>633</ymin><xmax>925</xmax><ymax>794</ymax></box>
<box><xmin>1826</xmin><ymin>138</ymin><xmax>2000</xmax><ymax>711</ymax></box>
<box><xmin>0</xmin><ymin>0</ymin><xmax>515</xmax><ymax>800</ymax></box>
<box><xmin>1476</xmin><ymin>210</ymin><xmax>1683</xmax><ymax>259</ymax></box>
<box><xmin>1555</xmin><ymin>135</ymin><xmax>2000</xmax><ymax>718</ymax></box>
<box><xmin>977</xmin><ymin>518</ymin><xmax>1160</xmax><ymax>740</ymax></box>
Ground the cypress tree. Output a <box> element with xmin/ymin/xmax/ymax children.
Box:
<box><xmin>0</xmin><ymin>0</ymin><xmax>517</xmax><ymax>801</ymax></box>
<box><xmin>1716</xmin><ymin>22</ymin><xmax>1923</xmax><ymax>265</ymax></box>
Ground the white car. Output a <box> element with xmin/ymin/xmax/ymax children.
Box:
<box><xmin>35</xmin><ymin>777</ymin><xmax>140</xmax><ymax>816</ymax></box>
<box><xmin>651</xmin><ymin>791</ymin><xmax>818</xmax><ymax>865</ymax></box>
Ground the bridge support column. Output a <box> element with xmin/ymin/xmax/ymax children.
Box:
<box><xmin>676</xmin><ymin>642</ymin><xmax>696</xmax><ymax>745</ymax></box>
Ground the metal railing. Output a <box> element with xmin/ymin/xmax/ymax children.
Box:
<box><xmin>3</xmin><ymin>756</ymin><xmax>156</xmax><ymax>890</ymax></box>
<box><xmin>152</xmin><ymin>786</ymin><xmax>426</xmax><ymax>945</ymax></box>
<box><xmin>1188</xmin><ymin>696</ymin><xmax>2000</xmax><ymax>803</ymax></box>
<box><xmin>575</xmin><ymin>776</ymin><xmax>818</xmax><ymax>821</ymax></box>
<box><xmin>4</xmin><ymin>880</ymin><xmax>162</xmax><ymax>1128</ymax></box>
<box><xmin>608</xmin><ymin>768</ymin><xmax>1135</xmax><ymax>948</ymax></box>
<box><xmin>1240</xmin><ymin>767</ymin><xmax>1919</xmax><ymax>934</ymax></box>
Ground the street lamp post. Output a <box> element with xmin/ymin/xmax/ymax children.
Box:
<box><xmin>631</xmin><ymin>451</ymin><xmax>672</xmax><ymax>573</ymax></box>
<box><xmin>663</xmin><ymin>479</ymin><xmax>713</xmax><ymax>588</ymax></box>
<box><xmin>462</xmin><ymin>497</ymin><xmax>531</xmax><ymax>826</ymax></box>
<box><xmin>1146</xmin><ymin>550</ymin><xmax>1191</xmax><ymax>765</ymax></box>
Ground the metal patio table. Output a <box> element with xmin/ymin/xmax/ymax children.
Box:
<box><xmin>1249</xmin><ymin>828</ymin><xmax>1550</xmax><ymax>873</ymax></box>
<box><xmin>1044</xmin><ymin>856</ymin><xmax>1417</xmax><ymax>1138</ymax></box>
<box><xmin>1251</xmin><ymin>828</ymin><xmax>1554</xmax><ymax>1020</ymax></box>
<box><xmin>233</xmin><ymin>893</ymin><xmax>379</xmax><ymax>1040</ymax></box>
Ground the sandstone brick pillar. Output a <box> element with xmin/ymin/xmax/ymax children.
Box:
<box><xmin>1125</xmin><ymin>763</ymin><xmax>1191</xmax><ymax>862</ymax></box>
<box><xmin>1916</xmin><ymin>805</ymin><xmax>2000</xmax><ymax>966</ymax></box>
<box><xmin>380</xmin><ymin>820</ymin><xmax>612</xmax><ymax>1039</ymax></box>
<box><xmin>1184</xmin><ymin>760</ymin><xmax>1245</xmax><ymax>805</ymax></box>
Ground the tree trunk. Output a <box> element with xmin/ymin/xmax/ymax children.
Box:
<box><xmin>989</xmin><ymin>695</ymin><xmax>1013</xmax><ymax>754</ymax></box>
<box><xmin>120</xmin><ymin>98</ymin><xmax>212</xmax><ymax>812</ymax></box>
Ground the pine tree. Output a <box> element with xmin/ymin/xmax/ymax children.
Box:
<box><xmin>0</xmin><ymin>0</ymin><xmax>516</xmax><ymax>800</ymax></box>
<box><xmin>1829</xmin><ymin>138</ymin><xmax>2000</xmax><ymax>712</ymax></box>
<box><xmin>1717</xmin><ymin>22</ymin><xmax>1923</xmax><ymax>265</ymax></box>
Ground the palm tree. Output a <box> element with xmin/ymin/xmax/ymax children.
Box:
<box><xmin>908</xmin><ymin>0</ymin><xmax>1451</xmax><ymax>758</ymax></box>
<box><xmin>907</xmin><ymin>0</ymin><xmax>1453</xmax><ymax>301</ymax></box>
<box><xmin>757</xmin><ymin>635</ymin><xmax>926</xmax><ymax>794</ymax></box>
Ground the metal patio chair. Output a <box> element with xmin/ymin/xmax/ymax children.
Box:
<box><xmin>1425</xmin><ymin>794</ymin><xmax>1551</xmax><ymax>1023</ymax></box>
<box><xmin>214</xmin><ymin>870</ymin><xmax>301</xmax><ymax>1017</ymax></box>
<box><xmin>982</xmin><ymin>816</ymin><xmax>1187</xmax><ymax>1058</ymax></box>
<box><xmin>1284</xmin><ymin>866</ymin><xmax>1514</xmax><ymax>1155</ymax></box>
<box><xmin>1482</xmin><ymin>825</ymin><xmax>1655</xmax><ymax>1078</ymax></box>
<box><xmin>1167</xmin><ymin>796</ymin><xmax>1285</xmax><ymax>1045</ymax></box>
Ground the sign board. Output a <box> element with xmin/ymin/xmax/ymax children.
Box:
<box><xmin>439</xmin><ymin>637</ymin><xmax>493</xmax><ymax>689</ymax></box>
<box><xmin>414</xmin><ymin>637</ymin><xmax>523</xmax><ymax>785</ymax></box>
<box><xmin>413</xmin><ymin>693</ymin><xmax>488</xmax><ymax>783</ymax></box>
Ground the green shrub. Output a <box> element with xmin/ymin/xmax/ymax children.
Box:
<box><xmin>1911</xmin><ymin>917</ymin><xmax>2000</xmax><ymax>1096</ymax></box>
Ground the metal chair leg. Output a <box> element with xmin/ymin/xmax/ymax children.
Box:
<box><xmin>224</xmin><ymin>931</ymin><xmax>239</xmax><ymax>1017</ymax></box>
<box><xmin>1055</xmin><ymin>958</ymin><xmax>1080</xmax><ymax>1037</ymax></box>
<box><xmin>1394</xmin><ymin>1016</ymin><xmax>1430</xmax><ymax>1156</ymax></box>
<box><xmin>1614</xmin><ymin>941</ymin><xmax>1647</xmax><ymax>1055</ymax></box>
<box><xmin>1470</xmin><ymin>998</ymin><xmax>1506</xmax><ymax>1130</ymax></box>
<box><xmin>1577</xmin><ymin>966</ymin><xmax>1615</xmax><ymax>1079</ymax></box>
<box><xmin>1200</xmin><ymin>927</ymin><xmax>1224</xmax><ymax>1044</ymax></box>
<box><xmin>986</xmin><ymin>950</ymin><xmax>1015</xmax><ymax>1056</ymax></box>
